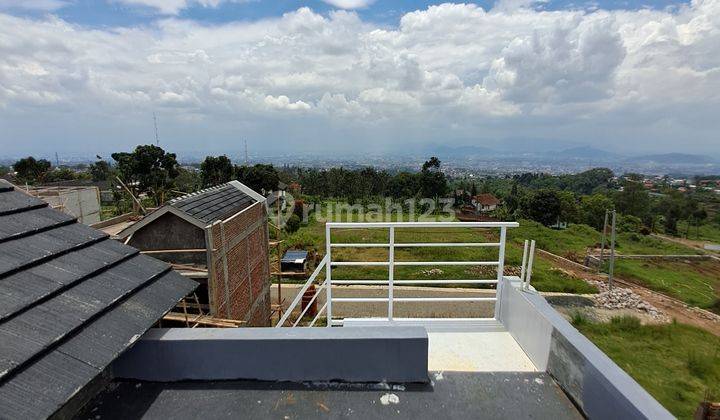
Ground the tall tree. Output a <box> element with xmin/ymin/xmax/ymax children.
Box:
<box><xmin>111</xmin><ymin>145</ymin><xmax>179</xmax><ymax>205</ymax></box>
<box><xmin>579</xmin><ymin>193</ymin><xmax>614</xmax><ymax>230</ymax></box>
<box><xmin>200</xmin><ymin>155</ymin><xmax>233</xmax><ymax>187</ymax></box>
<box><xmin>522</xmin><ymin>189</ymin><xmax>562</xmax><ymax>226</ymax></box>
<box><xmin>615</xmin><ymin>180</ymin><xmax>650</xmax><ymax>219</ymax></box>
<box><xmin>419</xmin><ymin>157</ymin><xmax>447</xmax><ymax>199</ymax></box>
<box><xmin>13</xmin><ymin>157</ymin><xmax>51</xmax><ymax>183</ymax></box>
<box><xmin>89</xmin><ymin>158</ymin><xmax>112</xmax><ymax>182</ymax></box>
<box><xmin>235</xmin><ymin>164</ymin><xmax>279</xmax><ymax>194</ymax></box>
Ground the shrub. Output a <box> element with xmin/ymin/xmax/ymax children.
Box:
<box><xmin>686</xmin><ymin>350</ymin><xmax>716</xmax><ymax>380</ymax></box>
<box><xmin>610</xmin><ymin>315</ymin><xmax>641</xmax><ymax>331</ymax></box>
<box><xmin>285</xmin><ymin>214</ymin><xmax>301</xmax><ymax>233</ymax></box>
<box><xmin>570</xmin><ymin>311</ymin><xmax>590</xmax><ymax>326</ymax></box>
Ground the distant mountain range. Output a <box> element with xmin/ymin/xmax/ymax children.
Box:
<box><xmin>627</xmin><ymin>153</ymin><xmax>717</xmax><ymax>165</ymax></box>
<box><xmin>426</xmin><ymin>144</ymin><xmax>718</xmax><ymax>165</ymax></box>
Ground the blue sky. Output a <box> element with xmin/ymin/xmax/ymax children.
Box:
<box><xmin>4</xmin><ymin>0</ymin><xmax>690</xmax><ymax>27</ymax></box>
<box><xmin>0</xmin><ymin>0</ymin><xmax>717</xmax><ymax>158</ymax></box>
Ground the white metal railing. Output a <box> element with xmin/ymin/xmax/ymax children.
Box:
<box><xmin>277</xmin><ymin>221</ymin><xmax>527</xmax><ymax>327</ymax></box>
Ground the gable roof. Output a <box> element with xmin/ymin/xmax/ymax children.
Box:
<box><xmin>116</xmin><ymin>180</ymin><xmax>265</xmax><ymax>238</ymax></box>
<box><xmin>473</xmin><ymin>193</ymin><xmax>501</xmax><ymax>206</ymax></box>
<box><xmin>0</xmin><ymin>180</ymin><xmax>197</xmax><ymax>419</ymax></box>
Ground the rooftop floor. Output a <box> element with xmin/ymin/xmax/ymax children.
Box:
<box><xmin>428</xmin><ymin>331</ymin><xmax>536</xmax><ymax>372</ymax></box>
<box><xmin>80</xmin><ymin>371</ymin><xmax>581</xmax><ymax>419</ymax></box>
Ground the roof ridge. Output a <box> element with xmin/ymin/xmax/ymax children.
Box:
<box><xmin>168</xmin><ymin>182</ymin><xmax>231</xmax><ymax>205</ymax></box>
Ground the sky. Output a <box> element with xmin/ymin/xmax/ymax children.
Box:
<box><xmin>0</xmin><ymin>0</ymin><xmax>719</xmax><ymax>159</ymax></box>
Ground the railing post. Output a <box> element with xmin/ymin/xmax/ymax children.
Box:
<box><xmin>520</xmin><ymin>239</ymin><xmax>529</xmax><ymax>284</ymax></box>
<box><xmin>525</xmin><ymin>240</ymin><xmax>536</xmax><ymax>290</ymax></box>
<box><xmin>325</xmin><ymin>224</ymin><xmax>332</xmax><ymax>327</ymax></box>
<box><xmin>388</xmin><ymin>226</ymin><xmax>395</xmax><ymax>322</ymax></box>
<box><xmin>494</xmin><ymin>226</ymin><xmax>507</xmax><ymax>319</ymax></box>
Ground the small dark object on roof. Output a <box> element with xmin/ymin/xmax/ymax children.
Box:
<box><xmin>0</xmin><ymin>179</ymin><xmax>197</xmax><ymax>419</ymax></box>
<box><xmin>281</xmin><ymin>250</ymin><xmax>308</xmax><ymax>273</ymax></box>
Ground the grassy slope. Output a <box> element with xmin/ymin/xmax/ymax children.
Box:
<box><xmin>615</xmin><ymin>259</ymin><xmax>720</xmax><ymax>312</ymax></box>
<box><xmin>509</xmin><ymin>220</ymin><xmax>702</xmax><ymax>260</ymax></box>
<box><xmin>575</xmin><ymin>317</ymin><xmax>720</xmax><ymax>419</ymax></box>
<box><xmin>676</xmin><ymin>221</ymin><xmax>720</xmax><ymax>243</ymax></box>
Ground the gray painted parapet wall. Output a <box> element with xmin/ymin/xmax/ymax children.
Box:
<box><xmin>113</xmin><ymin>327</ymin><xmax>429</xmax><ymax>383</ymax></box>
<box><xmin>499</xmin><ymin>277</ymin><xmax>673</xmax><ymax>420</ymax></box>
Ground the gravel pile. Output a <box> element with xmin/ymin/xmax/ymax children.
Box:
<box><xmin>587</xmin><ymin>280</ymin><xmax>668</xmax><ymax>321</ymax></box>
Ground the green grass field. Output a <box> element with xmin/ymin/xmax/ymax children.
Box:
<box><xmin>278</xmin><ymin>208</ymin><xmax>596</xmax><ymax>294</ymax></box>
<box><xmin>509</xmin><ymin>220</ymin><xmax>702</xmax><ymax>261</ymax></box>
<box><xmin>614</xmin><ymin>259</ymin><xmax>720</xmax><ymax>312</ymax></box>
<box><xmin>677</xmin><ymin>221</ymin><xmax>720</xmax><ymax>244</ymax></box>
<box><xmin>574</xmin><ymin>316</ymin><xmax>720</xmax><ymax>419</ymax></box>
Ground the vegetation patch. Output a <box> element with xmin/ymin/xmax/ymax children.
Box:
<box><xmin>574</xmin><ymin>318</ymin><xmax>720</xmax><ymax>419</ymax></box>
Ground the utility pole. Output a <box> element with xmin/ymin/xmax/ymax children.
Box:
<box><xmin>153</xmin><ymin>112</ymin><xmax>160</xmax><ymax>146</ymax></box>
<box><xmin>608</xmin><ymin>210</ymin><xmax>617</xmax><ymax>290</ymax></box>
<box><xmin>598</xmin><ymin>210</ymin><xmax>609</xmax><ymax>273</ymax></box>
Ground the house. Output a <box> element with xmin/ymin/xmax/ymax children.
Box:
<box><xmin>0</xmin><ymin>180</ymin><xmax>196</xmax><ymax>419</ymax></box>
<box><xmin>471</xmin><ymin>193</ymin><xmax>500</xmax><ymax>213</ymax></box>
<box><xmin>116</xmin><ymin>180</ymin><xmax>271</xmax><ymax>326</ymax></box>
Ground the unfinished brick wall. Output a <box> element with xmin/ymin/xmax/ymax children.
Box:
<box><xmin>208</xmin><ymin>202</ymin><xmax>271</xmax><ymax>326</ymax></box>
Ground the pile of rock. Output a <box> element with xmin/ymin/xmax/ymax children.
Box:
<box><xmin>588</xmin><ymin>280</ymin><xmax>668</xmax><ymax>321</ymax></box>
<box><xmin>420</xmin><ymin>268</ymin><xmax>444</xmax><ymax>276</ymax></box>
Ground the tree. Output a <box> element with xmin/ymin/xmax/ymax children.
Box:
<box><xmin>419</xmin><ymin>157</ymin><xmax>447</xmax><ymax>199</ymax></box>
<box><xmin>558</xmin><ymin>190</ymin><xmax>580</xmax><ymax>224</ymax></box>
<box><xmin>44</xmin><ymin>167</ymin><xmax>77</xmax><ymax>183</ymax></box>
<box><xmin>422</xmin><ymin>156</ymin><xmax>441</xmax><ymax>172</ymax></box>
<box><xmin>111</xmin><ymin>145</ymin><xmax>179</xmax><ymax>205</ymax></box>
<box><xmin>285</xmin><ymin>214</ymin><xmax>301</xmax><ymax>233</ymax></box>
<box><xmin>614</xmin><ymin>180</ymin><xmax>650</xmax><ymax>219</ymax></box>
<box><xmin>579</xmin><ymin>194</ymin><xmax>614</xmax><ymax>230</ymax></box>
<box><xmin>235</xmin><ymin>164</ymin><xmax>279</xmax><ymax>194</ymax></box>
<box><xmin>13</xmin><ymin>157</ymin><xmax>51</xmax><ymax>183</ymax></box>
<box><xmin>200</xmin><ymin>155</ymin><xmax>233</xmax><ymax>187</ymax></box>
<box><xmin>89</xmin><ymin>159</ymin><xmax>112</xmax><ymax>182</ymax></box>
<box><xmin>521</xmin><ymin>189</ymin><xmax>562</xmax><ymax>226</ymax></box>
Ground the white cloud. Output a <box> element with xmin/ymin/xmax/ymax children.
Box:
<box><xmin>322</xmin><ymin>0</ymin><xmax>375</xmax><ymax>10</ymax></box>
<box><xmin>0</xmin><ymin>2</ymin><xmax>719</xmax><ymax>154</ymax></box>
<box><xmin>264</xmin><ymin>95</ymin><xmax>312</xmax><ymax>111</ymax></box>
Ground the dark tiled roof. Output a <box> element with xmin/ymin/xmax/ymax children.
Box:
<box><xmin>168</xmin><ymin>181</ymin><xmax>260</xmax><ymax>223</ymax></box>
<box><xmin>0</xmin><ymin>180</ymin><xmax>197</xmax><ymax>419</ymax></box>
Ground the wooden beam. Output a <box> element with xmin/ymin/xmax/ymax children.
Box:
<box><xmin>141</xmin><ymin>248</ymin><xmax>207</xmax><ymax>254</ymax></box>
<box><xmin>271</xmin><ymin>271</ymin><xmax>307</xmax><ymax>277</ymax></box>
<box><xmin>162</xmin><ymin>312</ymin><xmax>246</xmax><ymax>328</ymax></box>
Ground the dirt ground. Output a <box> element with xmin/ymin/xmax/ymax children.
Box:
<box><xmin>541</xmin><ymin>251</ymin><xmax>720</xmax><ymax>337</ymax></box>
<box><xmin>272</xmin><ymin>284</ymin><xmax>497</xmax><ymax>320</ymax></box>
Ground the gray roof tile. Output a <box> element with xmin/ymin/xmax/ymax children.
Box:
<box><xmin>169</xmin><ymin>182</ymin><xmax>259</xmax><ymax>223</ymax></box>
<box><xmin>0</xmin><ymin>181</ymin><xmax>197</xmax><ymax>418</ymax></box>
